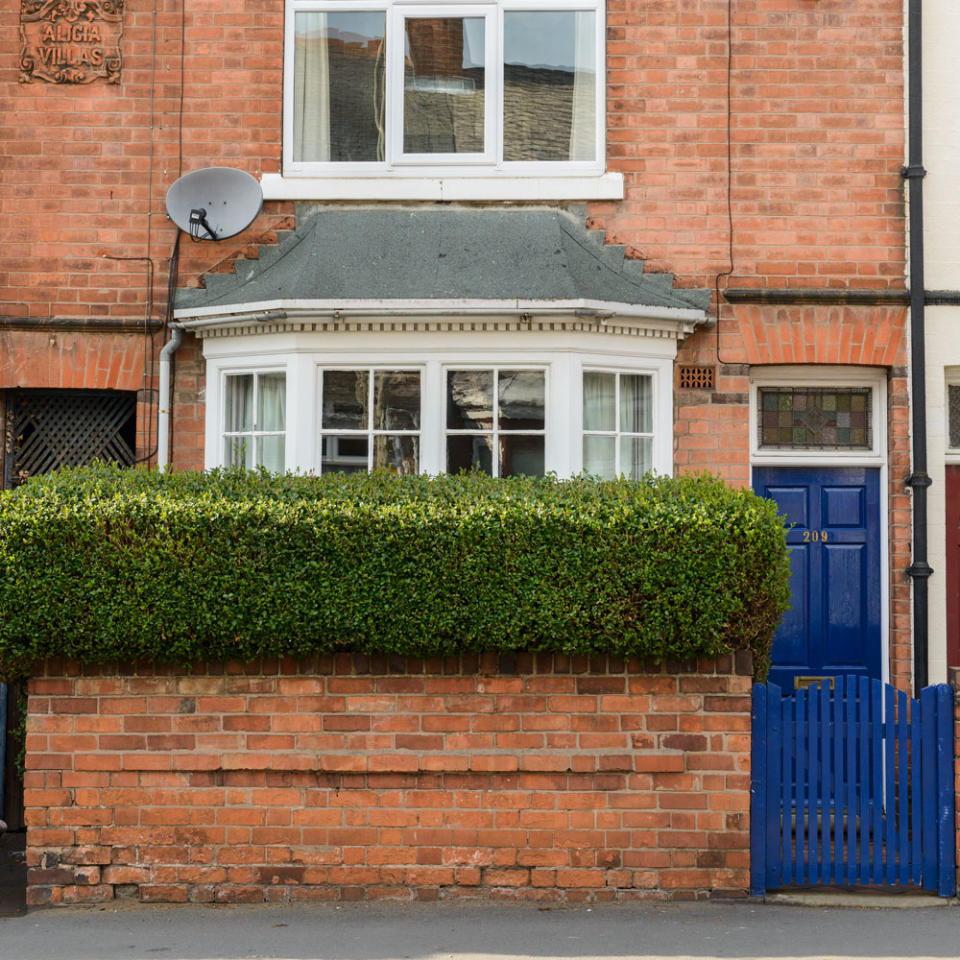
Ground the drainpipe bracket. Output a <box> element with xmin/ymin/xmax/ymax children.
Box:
<box><xmin>904</xmin><ymin>472</ymin><xmax>932</xmax><ymax>489</ymax></box>
<box><xmin>900</xmin><ymin>165</ymin><xmax>927</xmax><ymax>179</ymax></box>
<box><xmin>906</xmin><ymin>562</ymin><xmax>934</xmax><ymax>579</ymax></box>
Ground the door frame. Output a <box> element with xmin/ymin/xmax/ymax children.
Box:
<box><xmin>749</xmin><ymin>366</ymin><xmax>889</xmax><ymax>687</ymax></box>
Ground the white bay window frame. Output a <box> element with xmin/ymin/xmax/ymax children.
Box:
<box><xmin>220</xmin><ymin>367</ymin><xmax>289</xmax><ymax>471</ymax></box>
<box><xmin>203</xmin><ymin>334</ymin><xmax>675</xmax><ymax>478</ymax></box>
<box><xmin>281</xmin><ymin>0</ymin><xmax>606</xmax><ymax>183</ymax></box>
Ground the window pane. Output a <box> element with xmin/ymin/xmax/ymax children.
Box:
<box><xmin>225</xmin><ymin>375</ymin><xmax>253</xmax><ymax>433</ymax></box>
<box><xmin>293</xmin><ymin>12</ymin><xmax>386</xmax><ymax>162</ymax></box>
<box><xmin>373</xmin><ymin>435</ymin><xmax>420</xmax><ymax>474</ymax></box>
<box><xmin>224</xmin><ymin>436</ymin><xmax>253</xmax><ymax>471</ymax></box>
<box><xmin>257</xmin><ymin>435</ymin><xmax>286</xmax><ymax>473</ymax></box>
<box><xmin>758</xmin><ymin>387</ymin><xmax>872</xmax><ymax>449</ymax></box>
<box><xmin>258</xmin><ymin>373</ymin><xmax>286</xmax><ymax>431</ymax></box>
<box><xmin>447</xmin><ymin>434</ymin><xmax>493</xmax><ymax>475</ymax></box>
<box><xmin>374</xmin><ymin>371</ymin><xmax>421</xmax><ymax>430</ymax></box>
<box><xmin>447</xmin><ymin>370</ymin><xmax>493</xmax><ymax>430</ymax></box>
<box><xmin>322</xmin><ymin>435</ymin><xmax>369</xmax><ymax>474</ymax></box>
<box><xmin>621</xmin><ymin>375</ymin><xmax>652</xmax><ymax>434</ymax></box>
<box><xmin>620</xmin><ymin>437</ymin><xmax>652</xmax><ymax>479</ymax></box>
<box><xmin>323</xmin><ymin>370</ymin><xmax>369</xmax><ymax>430</ymax></box>
<box><xmin>503</xmin><ymin>11</ymin><xmax>596</xmax><ymax>162</ymax></box>
<box><xmin>500</xmin><ymin>435</ymin><xmax>544</xmax><ymax>477</ymax></box>
<box><xmin>404</xmin><ymin>17</ymin><xmax>485</xmax><ymax>154</ymax></box>
<box><xmin>498</xmin><ymin>371</ymin><xmax>545</xmax><ymax>430</ymax></box>
<box><xmin>583</xmin><ymin>435</ymin><xmax>615</xmax><ymax>479</ymax></box>
<box><xmin>949</xmin><ymin>384</ymin><xmax>960</xmax><ymax>449</ymax></box>
<box><xmin>583</xmin><ymin>372</ymin><xmax>615</xmax><ymax>431</ymax></box>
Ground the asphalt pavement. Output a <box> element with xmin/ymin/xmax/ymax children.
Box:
<box><xmin>1</xmin><ymin>897</ymin><xmax>959</xmax><ymax>960</ymax></box>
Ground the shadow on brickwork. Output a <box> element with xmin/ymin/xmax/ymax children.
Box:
<box><xmin>0</xmin><ymin>830</ymin><xmax>26</xmax><ymax>916</ymax></box>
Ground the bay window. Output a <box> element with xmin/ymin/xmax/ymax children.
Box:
<box><xmin>212</xmin><ymin>348</ymin><xmax>673</xmax><ymax>479</ymax></box>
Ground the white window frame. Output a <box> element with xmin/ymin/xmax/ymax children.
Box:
<box><xmin>203</xmin><ymin>337</ymin><xmax>675</xmax><ymax>478</ymax></box>
<box><xmin>749</xmin><ymin>366</ymin><xmax>886</xmax><ymax>467</ymax></box>
<box><xmin>581</xmin><ymin>367</ymin><xmax>657</xmax><ymax>479</ymax></box>
<box><xmin>279</xmin><ymin>0</ymin><xmax>615</xmax><ymax>201</ymax></box>
<box><xmin>220</xmin><ymin>368</ymin><xmax>289</xmax><ymax>471</ymax></box>
<box><xmin>317</xmin><ymin>366</ymin><xmax>424</xmax><ymax>474</ymax></box>
<box><xmin>443</xmin><ymin>364</ymin><xmax>548</xmax><ymax>477</ymax></box>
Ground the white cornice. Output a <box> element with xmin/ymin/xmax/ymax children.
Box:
<box><xmin>173</xmin><ymin>298</ymin><xmax>705</xmax><ymax>341</ymax></box>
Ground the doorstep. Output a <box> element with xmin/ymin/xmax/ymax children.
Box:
<box><xmin>766</xmin><ymin>886</ymin><xmax>953</xmax><ymax>908</ymax></box>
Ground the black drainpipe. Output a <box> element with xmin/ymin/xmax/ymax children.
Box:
<box><xmin>903</xmin><ymin>0</ymin><xmax>932</xmax><ymax>694</ymax></box>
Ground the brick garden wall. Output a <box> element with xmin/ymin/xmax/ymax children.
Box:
<box><xmin>24</xmin><ymin>654</ymin><xmax>752</xmax><ymax>906</ymax></box>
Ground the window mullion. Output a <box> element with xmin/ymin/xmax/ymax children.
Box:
<box><xmin>386</xmin><ymin>9</ymin><xmax>403</xmax><ymax>167</ymax></box>
<box><xmin>613</xmin><ymin>373</ymin><xmax>621</xmax><ymax>477</ymax></box>
<box><xmin>492</xmin><ymin>368</ymin><xmax>500</xmax><ymax>478</ymax></box>
<box><xmin>367</xmin><ymin>367</ymin><xmax>376</xmax><ymax>471</ymax></box>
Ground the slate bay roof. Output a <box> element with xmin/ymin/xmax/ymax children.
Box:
<box><xmin>175</xmin><ymin>205</ymin><xmax>712</xmax><ymax>314</ymax></box>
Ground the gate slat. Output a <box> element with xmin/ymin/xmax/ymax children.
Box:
<box><xmin>766</xmin><ymin>682</ymin><xmax>782</xmax><ymax>891</ymax></box>
<box><xmin>910</xmin><ymin>693</ymin><xmax>922</xmax><ymax>886</ymax></box>
<box><xmin>750</xmin><ymin>683</ymin><xmax>766</xmax><ymax>897</ymax></box>
<box><xmin>935</xmin><ymin>685</ymin><xmax>956</xmax><ymax>897</ymax></box>
<box><xmin>808</xmin><ymin>683</ymin><xmax>819</xmax><ymax>884</ymax></box>
<box><xmin>857</xmin><ymin>676</ymin><xmax>870</xmax><ymax>883</ymax></box>
<box><xmin>820</xmin><ymin>679</ymin><xmax>832</xmax><ymax>883</ymax></box>
<box><xmin>920</xmin><ymin>685</ymin><xmax>937</xmax><ymax>890</ymax></box>
<box><xmin>782</xmin><ymin>693</ymin><xmax>794</xmax><ymax>884</ymax></box>
<box><xmin>870</xmin><ymin>679</ymin><xmax>883</xmax><ymax>884</ymax></box>
<box><xmin>796</xmin><ymin>686</ymin><xmax>807</xmax><ymax>883</ymax></box>
<box><xmin>833</xmin><ymin>677</ymin><xmax>844</xmax><ymax>884</ymax></box>
<box><xmin>897</xmin><ymin>688</ymin><xmax>909</xmax><ymax>885</ymax></box>
<box><xmin>884</xmin><ymin>683</ymin><xmax>896</xmax><ymax>885</ymax></box>
<box><xmin>845</xmin><ymin>675</ymin><xmax>857</xmax><ymax>884</ymax></box>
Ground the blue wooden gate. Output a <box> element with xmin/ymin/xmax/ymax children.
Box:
<box><xmin>750</xmin><ymin>677</ymin><xmax>955</xmax><ymax>896</ymax></box>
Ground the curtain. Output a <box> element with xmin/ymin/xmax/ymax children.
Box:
<box><xmin>257</xmin><ymin>373</ymin><xmax>286</xmax><ymax>472</ymax></box>
<box><xmin>225</xmin><ymin>374</ymin><xmax>253</xmax><ymax>433</ymax></box>
<box><xmin>568</xmin><ymin>11</ymin><xmax>596</xmax><ymax>162</ymax></box>
<box><xmin>257</xmin><ymin>373</ymin><xmax>286</xmax><ymax>432</ymax></box>
<box><xmin>294</xmin><ymin>13</ymin><xmax>331</xmax><ymax>162</ymax></box>
<box><xmin>583</xmin><ymin>371</ymin><xmax>614</xmax><ymax>432</ymax></box>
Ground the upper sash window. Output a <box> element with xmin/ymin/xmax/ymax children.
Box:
<box><xmin>285</xmin><ymin>0</ymin><xmax>603</xmax><ymax>176</ymax></box>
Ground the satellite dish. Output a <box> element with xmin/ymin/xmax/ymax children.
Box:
<box><xmin>165</xmin><ymin>167</ymin><xmax>263</xmax><ymax>241</ymax></box>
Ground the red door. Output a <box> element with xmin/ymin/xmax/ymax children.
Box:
<box><xmin>946</xmin><ymin>466</ymin><xmax>960</xmax><ymax>667</ymax></box>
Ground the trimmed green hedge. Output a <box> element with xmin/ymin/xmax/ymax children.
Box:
<box><xmin>0</xmin><ymin>466</ymin><xmax>790</xmax><ymax>680</ymax></box>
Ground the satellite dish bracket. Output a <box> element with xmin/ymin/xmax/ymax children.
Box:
<box><xmin>189</xmin><ymin>208</ymin><xmax>218</xmax><ymax>242</ymax></box>
<box><xmin>165</xmin><ymin>167</ymin><xmax>263</xmax><ymax>242</ymax></box>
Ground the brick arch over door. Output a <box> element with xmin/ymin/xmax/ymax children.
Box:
<box><xmin>719</xmin><ymin>306</ymin><xmax>907</xmax><ymax>367</ymax></box>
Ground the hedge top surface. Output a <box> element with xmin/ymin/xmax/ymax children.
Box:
<box><xmin>0</xmin><ymin>467</ymin><xmax>791</xmax><ymax>680</ymax></box>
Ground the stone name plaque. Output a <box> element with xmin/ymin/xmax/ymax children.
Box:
<box><xmin>20</xmin><ymin>0</ymin><xmax>123</xmax><ymax>84</ymax></box>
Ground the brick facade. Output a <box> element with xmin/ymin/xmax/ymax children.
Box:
<box><xmin>3</xmin><ymin>0</ymin><xmax>921</xmax><ymax>896</ymax></box>
<box><xmin>24</xmin><ymin>655</ymin><xmax>752</xmax><ymax>906</ymax></box>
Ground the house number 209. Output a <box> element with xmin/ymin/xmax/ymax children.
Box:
<box><xmin>802</xmin><ymin>530</ymin><xmax>829</xmax><ymax>542</ymax></box>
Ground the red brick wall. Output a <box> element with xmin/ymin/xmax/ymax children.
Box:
<box><xmin>595</xmin><ymin>0</ymin><xmax>904</xmax><ymax>289</ymax></box>
<box><xmin>24</xmin><ymin>654</ymin><xmax>753</xmax><ymax>906</ymax></box>
<box><xmin>2</xmin><ymin>0</ymin><xmax>911</xmax><ymax>676</ymax></box>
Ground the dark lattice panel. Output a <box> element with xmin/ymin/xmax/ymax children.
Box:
<box><xmin>677</xmin><ymin>365</ymin><xmax>715</xmax><ymax>390</ymax></box>
<box><xmin>4</xmin><ymin>389</ymin><xmax>136</xmax><ymax>487</ymax></box>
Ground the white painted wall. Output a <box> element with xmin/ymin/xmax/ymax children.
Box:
<box><xmin>921</xmin><ymin>0</ymin><xmax>960</xmax><ymax>679</ymax></box>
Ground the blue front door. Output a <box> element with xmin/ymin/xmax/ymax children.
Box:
<box><xmin>753</xmin><ymin>466</ymin><xmax>882</xmax><ymax>689</ymax></box>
